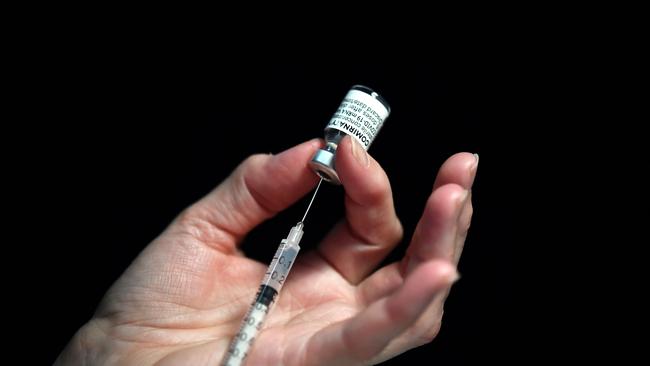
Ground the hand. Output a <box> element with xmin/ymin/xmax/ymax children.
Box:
<box><xmin>56</xmin><ymin>137</ymin><xmax>478</xmax><ymax>365</ymax></box>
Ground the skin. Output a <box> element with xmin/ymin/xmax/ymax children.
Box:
<box><xmin>56</xmin><ymin>136</ymin><xmax>478</xmax><ymax>365</ymax></box>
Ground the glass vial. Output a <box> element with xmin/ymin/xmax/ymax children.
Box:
<box><xmin>309</xmin><ymin>85</ymin><xmax>391</xmax><ymax>185</ymax></box>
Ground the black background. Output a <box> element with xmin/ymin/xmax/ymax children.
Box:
<box><xmin>29</xmin><ymin>52</ymin><xmax>522</xmax><ymax>364</ymax></box>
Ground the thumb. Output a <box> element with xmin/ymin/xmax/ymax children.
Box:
<box><xmin>177</xmin><ymin>139</ymin><xmax>322</xmax><ymax>249</ymax></box>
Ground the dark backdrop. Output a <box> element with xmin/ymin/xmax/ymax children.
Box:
<box><xmin>35</xmin><ymin>57</ymin><xmax>519</xmax><ymax>364</ymax></box>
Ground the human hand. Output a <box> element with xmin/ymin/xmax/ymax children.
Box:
<box><xmin>56</xmin><ymin>136</ymin><xmax>478</xmax><ymax>365</ymax></box>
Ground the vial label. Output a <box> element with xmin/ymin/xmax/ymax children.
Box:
<box><xmin>325</xmin><ymin>89</ymin><xmax>390</xmax><ymax>150</ymax></box>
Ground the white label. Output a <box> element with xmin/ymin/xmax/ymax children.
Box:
<box><xmin>326</xmin><ymin>89</ymin><xmax>390</xmax><ymax>150</ymax></box>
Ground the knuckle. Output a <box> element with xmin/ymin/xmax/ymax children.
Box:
<box><xmin>176</xmin><ymin>205</ymin><xmax>198</xmax><ymax>224</ymax></box>
<box><xmin>239</xmin><ymin>153</ymin><xmax>269</xmax><ymax>174</ymax></box>
<box><xmin>174</xmin><ymin>205</ymin><xmax>233</xmax><ymax>247</ymax></box>
<box><xmin>364</xmin><ymin>180</ymin><xmax>388</xmax><ymax>203</ymax></box>
<box><xmin>416</xmin><ymin>320</ymin><xmax>443</xmax><ymax>346</ymax></box>
<box><xmin>386</xmin><ymin>219</ymin><xmax>404</xmax><ymax>245</ymax></box>
<box><xmin>430</xmin><ymin>183</ymin><xmax>466</xmax><ymax>206</ymax></box>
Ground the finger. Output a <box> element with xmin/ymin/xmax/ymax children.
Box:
<box><xmin>358</xmin><ymin>190</ymin><xmax>473</xmax><ymax>305</ymax></box>
<box><xmin>304</xmin><ymin>261</ymin><xmax>458</xmax><ymax>366</ymax></box>
<box><xmin>384</xmin><ymin>154</ymin><xmax>477</xmax><ymax>350</ymax></box>
<box><xmin>358</xmin><ymin>153</ymin><xmax>479</xmax><ymax>305</ymax></box>
<box><xmin>402</xmin><ymin>151</ymin><xmax>479</xmax><ymax>272</ymax></box>
<box><xmin>433</xmin><ymin>152</ymin><xmax>479</xmax><ymax>190</ymax></box>
<box><xmin>317</xmin><ymin>136</ymin><xmax>403</xmax><ymax>284</ymax></box>
<box><xmin>455</xmin><ymin>190</ymin><xmax>474</xmax><ymax>263</ymax></box>
<box><xmin>402</xmin><ymin>183</ymin><xmax>467</xmax><ymax>275</ymax></box>
<box><xmin>176</xmin><ymin>139</ymin><xmax>321</xmax><ymax>251</ymax></box>
<box><xmin>357</xmin><ymin>262</ymin><xmax>404</xmax><ymax>306</ymax></box>
<box><xmin>358</xmin><ymin>185</ymin><xmax>466</xmax><ymax>306</ymax></box>
<box><xmin>381</xmin><ymin>187</ymin><xmax>472</xmax><ymax>355</ymax></box>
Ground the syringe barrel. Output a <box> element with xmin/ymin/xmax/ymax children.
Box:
<box><xmin>221</xmin><ymin>224</ymin><xmax>304</xmax><ymax>366</ymax></box>
<box><xmin>261</xmin><ymin>237</ymin><xmax>301</xmax><ymax>292</ymax></box>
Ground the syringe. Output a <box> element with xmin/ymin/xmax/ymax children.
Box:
<box><xmin>221</xmin><ymin>178</ymin><xmax>323</xmax><ymax>366</ymax></box>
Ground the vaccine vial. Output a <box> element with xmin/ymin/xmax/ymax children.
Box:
<box><xmin>309</xmin><ymin>85</ymin><xmax>391</xmax><ymax>185</ymax></box>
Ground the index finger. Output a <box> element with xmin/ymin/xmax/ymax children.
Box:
<box><xmin>317</xmin><ymin>136</ymin><xmax>403</xmax><ymax>284</ymax></box>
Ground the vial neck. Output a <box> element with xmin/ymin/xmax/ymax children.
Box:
<box><xmin>324</xmin><ymin>142</ymin><xmax>337</xmax><ymax>153</ymax></box>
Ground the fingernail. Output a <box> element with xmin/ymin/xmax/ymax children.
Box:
<box><xmin>469</xmin><ymin>153</ymin><xmax>479</xmax><ymax>187</ymax></box>
<box><xmin>350</xmin><ymin>137</ymin><xmax>370</xmax><ymax>168</ymax></box>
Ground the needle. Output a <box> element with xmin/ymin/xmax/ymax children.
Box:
<box><xmin>300</xmin><ymin>177</ymin><xmax>323</xmax><ymax>224</ymax></box>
